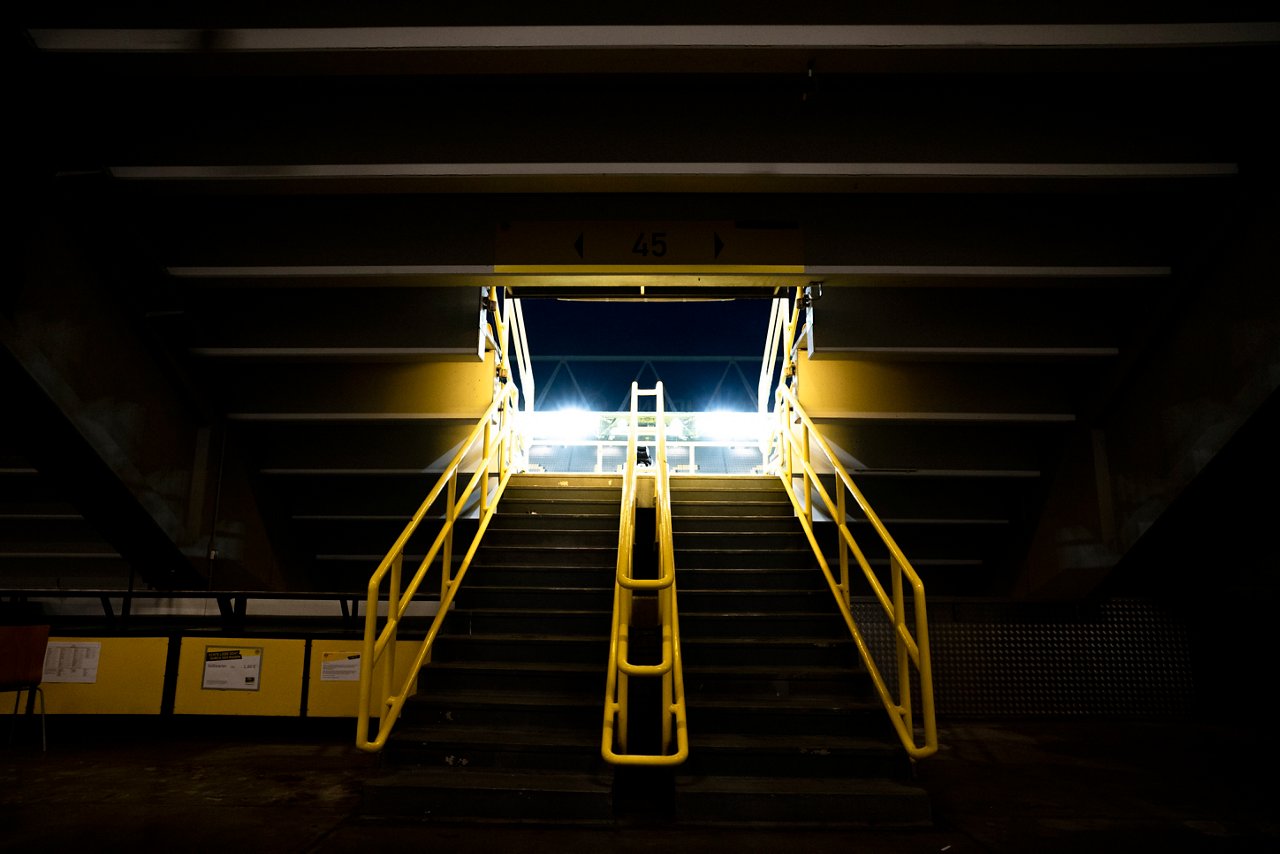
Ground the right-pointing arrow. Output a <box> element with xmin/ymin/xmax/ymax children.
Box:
<box><xmin>713</xmin><ymin>232</ymin><xmax>725</xmax><ymax>259</ymax></box>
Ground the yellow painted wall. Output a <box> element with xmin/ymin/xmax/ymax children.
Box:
<box><xmin>173</xmin><ymin>637</ymin><xmax>306</xmax><ymax>717</ymax></box>
<box><xmin>796</xmin><ymin>351</ymin><xmax>917</xmax><ymax>416</ymax></box>
<box><xmin>40</xmin><ymin>636</ymin><xmax>169</xmax><ymax>715</ymax></box>
<box><xmin>306</xmin><ymin>640</ymin><xmax>421</xmax><ymax>718</ymax></box>
<box><xmin>16</xmin><ymin>635</ymin><xmax>428</xmax><ymax>720</ymax></box>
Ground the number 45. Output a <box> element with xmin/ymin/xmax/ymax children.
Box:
<box><xmin>632</xmin><ymin>232</ymin><xmax>668</xmax><ymax>258</ymax></box>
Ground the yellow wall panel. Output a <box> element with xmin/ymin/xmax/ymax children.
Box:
<box><xmin>40</xmin><ymin>636</ymin><xmax>169</xmax><ymax>715</ymax></box>
<box><xmin>173</xmin><ymin>637</ymin><xmax>305</xmax><ymax>717</ymax></box>
<box><xmin>306</xmin><ymin>640</ymin><xmax>421</xmax><ymax>718</ymax></box>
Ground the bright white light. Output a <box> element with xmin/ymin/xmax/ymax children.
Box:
<box><xmin>695</xmin><ymin>411</ymin><xmax>764</xmax><ymax>442</ymax></box>
<box><xmin>529</xmin><ymin>408</ymin><xmax>599</xmax><ymax>440</ymax></box>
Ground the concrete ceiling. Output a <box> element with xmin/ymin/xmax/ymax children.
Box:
<box><xmin>6</xmin><ymin>5</ymin><xmax>1278</xmax><ymax>601</ymax></box>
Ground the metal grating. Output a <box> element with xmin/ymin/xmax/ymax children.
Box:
<box><xmin>855</xmin><ymin>598</ymin><xmax>1197</xmax><ymax>717</ymax></box>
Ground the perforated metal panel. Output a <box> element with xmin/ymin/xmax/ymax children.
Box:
<box><xmin>855</xmin><ymin>598</ymin><xmax>1196</xmax><ymax>716</ymax></box>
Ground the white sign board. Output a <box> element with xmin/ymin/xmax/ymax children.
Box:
<box><xmin>202</xmin><ymin>646</ymin><xmax>262</xmax><ymax>691</ymax></box>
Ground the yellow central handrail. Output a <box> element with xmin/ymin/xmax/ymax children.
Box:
<box><xmin>772</xmin><ymin>384</ymin><xmax>938</xmax><ymax>760</ymax></box>
<box><xmin>356</xmin><ymin>382</ymin><xmax>522</xmax><ymax>753</ymax></box>
<box><xmin>602</xmin><ymin>381</ymin><xmax>688</xmax><ymax>766</ymax></box>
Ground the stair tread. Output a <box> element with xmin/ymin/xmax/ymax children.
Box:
<box><xmin>393</xmin><ymin>722</ymin><xmax>598</xmax><ymax>748</ymax></box>
<box><xmin>493</xmin><ymin>515</ymin><xmax>619</xmax><ymax>521</ymax></box>
<box><xmin>685</xmin><ymin>732</ymin><xmax>900</xmax><ymax>752</ymax></box>
<box><xmin>688</xmin><ymin>693</ymin><xmax>878</xmax><ymax>711</ymax></box>
<box><xmin>680</xmin><ymin>610</ymin><xmax>847</xmax><ymax>618</ymax></box>
<box><xmin>480</xmin><ymin>544</ymin><xmax>617</xmax><ymax>551</ymax></box>
<box><xmin>678</xmin><ymin>547</ymin><xmax>811</xmax><ymax>553</ymax></box>
<box><xmin>683</xmin><ymin>662</ymin><xmax>861</xmax><ymax>676</ymax></box>
<box><xmin>680</xmin><ymin>583</ymin><xmax>829</xmax><ymax>591</ymax></box>
<box><xmin>438</xmin><ymin>632</ymin><xmax>609</xmax><ymax>643</ymax></box>
<box><xmin>471</xmin><ymin>563</ymin><xmax>619</xmax><ymax>571</ymax></box>
<box><xmin>367</xmin><ymin>766</ymin><xmax>613</xmax><ymax>793</ymax></box>
<box><xmin>673</xmin><ymin>774</ymin><xmax>926</xmax><ymax>796</ymax></box>
<box><xmin>454</xmin><ymin>584</ymin><xmax>613</xmax><ymax>593</ymax></box>
<box><xmin>682</xmin><ymin>635</ymin><xmax>853</xmax><ymax>645</ymax></box>
<box><xmin>428</xmin><ymin>659</ymin><xmax>605</xmax><ymax>673</ymax></box>
<box><xmin>408</xmin><ymin>686</ymin><xmax>601</xmax><ymax>708</ymax></box>
<box><xmin>447</xmin><ymin>607</ymin><xmax>610</xmax><ymax>616</ymax></box>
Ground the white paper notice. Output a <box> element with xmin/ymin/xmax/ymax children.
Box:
<box><xmin>202</xmin><ymin>646</ymin><xmax>263</xmax><ymax>691</ymax></box>
<box><xmin>43</xmin><ymin>641</ymin><xmax>102</xmax><ymax>683</ymax></box>
<box><xmin>320</xmin><ymin>651</ymin><xmax>362</xmax><ymax>682</ymax></box>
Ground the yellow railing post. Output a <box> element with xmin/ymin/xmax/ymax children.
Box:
<box><xmin>480</xmin><ymin>416</ymin><xmax>492</xmax><ymax>518</ymax></box>
<box><xmin>837</xmin><ymin>486</ymin><xmax>850</xmax><ymax>607</ymax></box>
<box><xmin>802</xmin><ymin>422</ymin><xmax>813</xmax><ymax>528</ymax></box>
<box><xmin>892</xmin><ymin>553</ymin><xmax>913</xmax><ymax>731</ymax></box>
<box><xmin>442</xmin><ymin>472</ymin><xmax>456</xmax><ymax>597</ymax></box>
<box><xmin>382</xmin><ymin>550</ymin><xmax>402</xmax><ymax>721</ymax></box>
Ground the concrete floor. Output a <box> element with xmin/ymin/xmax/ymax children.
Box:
<box><xmin>2</xmin><ymin>715</ymin><xmax>1276</xmax><ymax>853</ymax></box>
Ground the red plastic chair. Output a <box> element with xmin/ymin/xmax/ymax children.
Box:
<box><xmin>0</xmin><ymin>624</ymin><xmax>51</xmax><ymax>751</ymax></box>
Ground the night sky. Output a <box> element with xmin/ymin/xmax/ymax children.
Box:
<box><xmin>518</xmin><ymin>297</ymin><xmax>777</xmax><ymax>412</ymax></box>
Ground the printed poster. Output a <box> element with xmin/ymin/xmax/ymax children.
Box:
<box><xmin>320</xmin><ymin>651</ymin><xmax>362</xmax><ymax>682</ymax></box>
<box><xmin>202</xmin><ymin>645</ymin><xmax>263</xmax><ymax>691</ymax></box>
<box><xmin>43</xmin><ymin>641</ymin><xmax>102</xmax><ymax>683</ymax></box>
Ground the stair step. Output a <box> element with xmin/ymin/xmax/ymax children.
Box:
<box><xmin>502</xmin><ymin>485</ymin><xmax>622</xmax><ymax>504</ymax></box>
<box><xmin>453</xmin><ymin>585</ymin><xmax>614</xmax><ymax>611</ymax></box>
<box><xmin>483</xmin><ymin>528</ymin><xmax>619</xmax><ymax>548</ymax></box>
<box><xmin>402</xmin><ymin>686</ymin><xmax>602</xmax><ymax>729</ymax></box>
<box><xmin>672</xmin><ymin>501</ymin><xmax>794</xmax><ymax>517</ymax></box>
<box><xmin>683</xmin><ymin>663</ymin><xmax>869</xmax><ymax>698</ymax></box>
<box><xmin>424</xmin><ymin>659</ymin><xmax>608</xmax><ymax>693</ymax></box>
<box><xmin>678</xmin><ymin>589</ymin><xmax>836</xmax><ymax>612</ymax></box>
<box><xmin>675</xmin><ymin>548</ymin><xmax>819</xmax><ymax>569</ymax></box>
<box><xmin>499</xmin><ymin>500</ymin><xmax>621</xmax><ymax>517</ymax></box>
<box><xmin>463</xmin><ymin>563</ymin><xmax>616</xmax><ymax>588</ymax></box>
<box><xmin>432</xmin><ymin>632</ymin><xmax>610</xmax><ymax>665</ymax></box>
<box><xmin>676</xmin><ymin>567</ymin><xmax>829</xmax><ymax>590</ymax></box>
<box><xmin>672</xmin><ymin>515</ymin><xmax>803</xmax><ymax>533</ymax></box>
<box><xmin>673</xmin><ymin>531</ymin><xmax>811</xmax><ymax>551</ymax></box>
<box><xmin>474</xmin><ymin>545</ymin><xmax>617</xmax><ymax>568</ymax></box>
<box><xmin>448</xmin><ymin>608</ymin><xmax>612</xmax><ymax>636</ymax></box>
<box><xmin>362</xmin><ymin>767</ymin><xmax>614</xmax><ymax>824</ymax></box>
<box><xmin>490</xmin><ymin>513</ymin><xmax>620</xmax><ymax>532</ymax></box>
<box><xmin>680</xmin><ymin>635</ymin><xmax>858</xmax><ymax>667</ymax></box>
<box><xmin>685</xmin><ymin>693</ymin><xmax>884</xmax><ymax>735</ymax></box>
<box><xmin>670</xmin><ymin>477</ymin><xmax>786</xmax><ymax>490</ymax></box>
<box><xmin>679</xmin><ymin>611</ymin><xmax>848</xmax><ymax>638</ymax></box>
<box><xmin>385</xmin><ymin>722</ymin><xmax>601</xmax><ymax>772</ymax></box>
<box><xmin>672</xmin><ymin>774</ymin><xmax>932</xmax><ymax>828</ymax></box>
<box><xmin>679</xmin><ymin>732</ymin><xmax>910</xmax><ymax>778</ymax></box>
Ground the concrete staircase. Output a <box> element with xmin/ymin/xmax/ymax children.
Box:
<box><xmin>361</xmin><ymin>474</ymin><xmax>621</xmax><ymax>824</ymax></box>
<box><xmin>671</xmin><ymin>475</ymin><xmax>932</xmax><ymax>828</ymax></box>
<box><xmin>361</xmin><ymin>472</ymin><xmax>931</xmax><ymax>828</ymax></box>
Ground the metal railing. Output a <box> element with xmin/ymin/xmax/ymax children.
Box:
<box><xmin>602</xmin><ymin>381</ymin><xmax>688</xmax><ymax>766</ymax></box>
<box><xmin>356</xmin><ymin>382</ymin><xmax>522</xmax><ymax>753</ymax></box>
<box><xmin>758</xmin><ymin>291</ymin><xmax>804</xmax><ymax>420</ymax></box>
<box><xmin>489</xmin><ymin>286</ymin><xmax>535</xmax><ymax>415</ymax></box>
<box><xmin>772</xmin><ymin>384</ymin><xmax>938</xmax><ymax>760</ymax></box>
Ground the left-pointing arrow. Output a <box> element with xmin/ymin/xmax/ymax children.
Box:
<box><xmin>574</xmin><ymin>233</ymin><xmax>585</xmax><ymax>259</ymax></box>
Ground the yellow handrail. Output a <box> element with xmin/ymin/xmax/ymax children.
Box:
<box><xmin>356</xmin><ymin>382</ymin><xmax>522</xmax><ymax>753</ymax></box>
<box><xmin>772</xmin><ymin>384</ymin><xmax>938</xmax><ymax>760</ymax></box>
<box><xmin>602</xmin><ymin>381</ymin><xmax>688</xmax><ymax>766</ymax></box>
